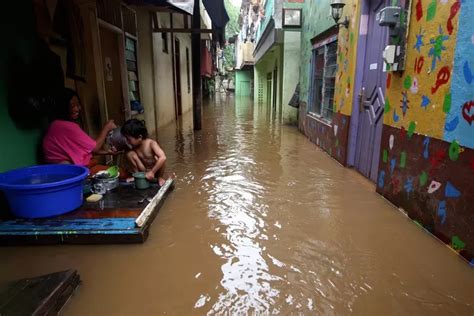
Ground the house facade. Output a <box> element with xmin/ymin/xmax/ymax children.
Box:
<box><xmin>298</xmin><ymin>0</ymin><xmax>473</xmax><ymax>263</ymax></box>
<box><xmin>234</xmin><ymin>0</ymin><xmax>257</xmax><ymax>97</ymax></box>
<box><xmin>298</xmin><ymin>0</ymin><xmax>360</xmax><ymax>167</ymax></box>
<box><xmin>253</xmin><ymin>0</ymin><xmax>303</xmax><ymax>125</ymax></box>
<box><xmin>0</xmin><ymin>0</ymin><xmax>224</xmax><ymax>172</ymax></box>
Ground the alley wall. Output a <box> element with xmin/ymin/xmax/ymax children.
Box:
<box><xmin>254</xmin><ymin>45</ymin><xmax>283</xmax><ymax>117</ymax></box>
<box><xmin>281</xmin><ymin>31</ymin><xmax>300</xmax><ymax>125</ymax></box>
<box><xmin>376</xmin><ymin>0</ymin><xmax>473</xmax><ymax>263</ymax></box>
<box><xmin>0</xmin><ymin>1</ymin><xmax>41</xmax><ymax>172</ymax></box>
<box><xmin>136</xmin><ymin>8</ymin><xmax>158</xmax><ymax>135</ymax></box>
<box><xmin>298</xmin><ymin>0</ymin><xmax>361</xmax><ymax>166</ymax></box>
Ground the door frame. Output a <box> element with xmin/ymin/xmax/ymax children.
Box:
<box><xmin>266</xmin><ymin>72</ymin><xmax>272</xmax><ymax>108</ymax></box>
<box><xmin>174</xmin><ymin>37</ymin><xmax>183</xmax><ymax>116</ymax></box>
<box><xmin>272</xmin><ymin>65</ymin><xmax>278</xmax><ymax>112</ymax></box>
<box><xmin>97</xmin><ymin>19</ymin><xmax>131</xmax><ymax>123</ymax></box>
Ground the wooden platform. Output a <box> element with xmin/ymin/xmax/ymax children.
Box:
<box><xmin>0</xmin><ymin>270</ymin><xmax>80</xmax><ymax>315</ymax></box>
<box><xmin>0</xmin><ymin>179</ymin><xmax>174</xmax><ymax>245</ymax></box>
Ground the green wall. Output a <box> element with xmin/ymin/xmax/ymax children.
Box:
<box><xmin>236</xmin><ymin>70</ymin><xmax>253</xmax><ymax>96</ymax></box>
<box><xmin>0</xmin><ymin>1</ymin><xmax>43</xmax><ymax>172</ymax></box>
<box><xmin>299</xmin><ymin>1</ymin><xmax>335</xmax><ymax>103</ymax></box>
<box><xmin>254</xmin><ymin>45</ymin><xmax>283</xmax><ymax>112</ymax></box>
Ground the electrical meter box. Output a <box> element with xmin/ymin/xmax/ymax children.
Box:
<box><xmin>378</xmin><ymin>6</ymin><xmax>402</xmax><ymax>27</ymax></box>
<box><xmin>377</xmin><ymin>5</ymin><xmax>408</xmax><ymax>72</ymax></box>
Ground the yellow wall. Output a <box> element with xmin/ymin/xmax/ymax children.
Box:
<box><xmin>333</xmin><ymin>0</ymin><xmax>361</xmax><ymax>117</ymax></box>
<box><xmin>384</xmin><ymin>0</ymin><xmax>460</xmax><ymax>139</ymax></box>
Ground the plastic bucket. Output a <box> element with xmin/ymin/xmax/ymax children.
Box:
<box><xmin>133</xmin><ymin>172</ymin><xmax>150</xmax><ymax>190</ymax></box>
<box><xmin>0</xmin><ymin>165</ymin><xmax>89</xmax><ymax>219</ymax></box>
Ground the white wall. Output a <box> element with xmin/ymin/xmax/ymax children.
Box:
<box><xmin>136</xmin><ymin>8</ymin><xmax>157</xmax><ymax>135</ymax></box>
<box><xmin>172</xmin><ymin>14</ymin><xmax>193</xmax><ymax>116</ymax></box>
<box><xmin>282</xmin><ymin>31</ymin><xmax>300</xmax><ymax>125</ymax></box>
<box><xmin>134</xmin><ymin>10</ymin><xmax>193</xmax><ymax>129</ymax></box>
<box><xmin>153</xmin><ymin>13</ymin><xmax>177</xmax><ymax>128</ymax></box>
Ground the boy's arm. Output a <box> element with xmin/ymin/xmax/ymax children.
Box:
<box><xmin>146</xmin><ymin>141</ymin><xmax>167</xmax><ymax>180</ymax></box>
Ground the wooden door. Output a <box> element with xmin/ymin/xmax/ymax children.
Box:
<box><xmin>99</xmin><ymin>26</ymin><xmax>125</xmax><ymax>125</ymax></box>
<box><xmin>354</xmin><ymin>0</ymin><xmax>389</xmax><ymax>182</ymax></box>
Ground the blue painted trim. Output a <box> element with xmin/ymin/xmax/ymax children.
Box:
<box><xmin>0</xmin><ymin>218</ymin><xmax>138</xmax><ymax>234</ymax></box>
<box><xmin>0</xmin><ymin>230</ymin><xmax>138</xmax><ymax>236</ymax></box>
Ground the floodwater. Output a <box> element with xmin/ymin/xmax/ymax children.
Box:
<box><xmin>1</xmin><ymin>95</ymin><xmax>473</xmax><ymax>315</ymax></box>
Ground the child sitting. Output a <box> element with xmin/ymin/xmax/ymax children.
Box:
<box><xmin>121</xmin><ymin>119</ymin><xmax>168</xmax><ymax>186</ymax></box>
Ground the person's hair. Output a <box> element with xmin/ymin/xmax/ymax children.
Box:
<box><xmin>50</xmin><ymin>88</ymin><xmax>81</xmax><ymax>121</ymax></box>
<box><xmin>121</xmin><ymin>119</ymin><xmax>149</xmax><ymax>139</ymax></box>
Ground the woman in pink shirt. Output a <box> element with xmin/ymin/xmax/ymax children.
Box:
<box><xmin>43</xmin><ymin>88</ymin><xmax>117</xmax><ymax>166</ymax></box>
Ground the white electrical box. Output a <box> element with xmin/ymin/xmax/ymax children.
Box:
<box><xmin>383</xmin><ymin>45</ymin><xmax>396</xmax><ymax>64</ymax></box>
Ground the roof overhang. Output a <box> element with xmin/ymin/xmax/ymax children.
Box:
<box><xmin>124</xmin><ymin>0</ymin><xmax>194</xmax><ymax>15</ymax></box>
<box><xmin>253</xmin><ymin>19</ymin><xmax>283</xmax><ymax>63</ymax></box>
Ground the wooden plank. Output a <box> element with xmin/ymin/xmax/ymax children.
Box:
<box><xmin>0</xmin><ymin>270</ymin><xmax>80</xmax><ymax>316</ymax></box>
<box><xmin>0</xmin><ymin>181</ymin><xmax>171</xmax><ymax>245</ymax></box>
<box><xmin>0</xmin><ymin>218</ymin><xmax>138</xmax><ymax>233</ymax></box>
<box><xmin>98</xmin><ymin>19</ymin><xmax>123</xmax><ymax>34</ymax></box>
<box><xmin>0</xmin><ymin>232</ymin><xmax>145</xmax><ymax>245</ymax></box>
<box><xmin>58</xmin><ymin>208</ymin><xmax>142</xmax><ymax>220</ymax></box>
<box><xmin>135</xmin><ymin>178</ymin><xmax>174</xmax><ymax>228</ymax></box>
<box><xmin>82</xmin><ymin>184</ymin><xmax>161</xmax><ymax>209</ymax></box>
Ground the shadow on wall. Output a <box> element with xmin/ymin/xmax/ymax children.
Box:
<box><xmin>6</xmin><ymin>0</ymin><xmax>65</xmax><ymax>130</ymax></box>
<box><xmin>3</xmin><ymin>1</ymin><xmax>69</xmax><ymax>165</ymax></box>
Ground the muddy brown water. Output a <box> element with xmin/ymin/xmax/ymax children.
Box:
<box><xmin>1</xmin><ymin>96</ymin><xmax>473</xmax><ymax>314</ymax></box>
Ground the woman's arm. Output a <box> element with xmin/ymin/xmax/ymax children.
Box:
<box><xmin>92</xmin><ymin>120</ymin><xmax>117</xmax><ymax>154</ymax></box>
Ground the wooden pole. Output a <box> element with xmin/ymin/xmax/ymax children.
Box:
<box><xmin>191</xmin><ymin>0</ymin><xmax>202</xmax><ymax>130</ymax></box>
<box><xmin>170</xmin><ymin>12</ymin><xmax>178</xmax><ymax>121</ymax></box>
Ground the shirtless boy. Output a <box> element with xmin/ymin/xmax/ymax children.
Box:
<box><xmin>121</xmin><ymin>119</ymin><xmax>168</xmax><ymax>186</ymax></box>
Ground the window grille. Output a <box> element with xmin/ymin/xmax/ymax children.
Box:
<box><xmin>309</xmin><ymin>40</ymin><xmax>338</xmax><ymax>121</ymax></box>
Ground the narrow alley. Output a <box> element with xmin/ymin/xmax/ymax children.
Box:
<box><xmin>1</xmin><ymin>96</ymin><xmax>473</xmax><ymax>314</ymax></box>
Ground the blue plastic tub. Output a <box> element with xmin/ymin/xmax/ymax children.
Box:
<box><xmin>0</xmin><ymin>165</ymin><xmax>89</xmax><ymax>219</ymax></box>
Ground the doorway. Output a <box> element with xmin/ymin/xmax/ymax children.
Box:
<box><xmin>353</xmin><ymin>0</ymin><xmax>389</xmax><ymax>182</ymax></box>
<box><xmin>272</xmin><ymin>66</ymin><xmax>278</xmax><ymax>112</ymax></box>
<box><xmin>238</xmin><ymin>81</ymin><xmax>251</xmax><ymax>97</ymax></box>
<box><xmin>266</xmin><ymin>72</ymin><xmax>272</xmax><ymax>109</ymax></box>
<box><xmin>99</xmin><ymin>26</ymin><xmax>126</xmax><ymax>125</ymax></box>
<box><xmin>174</xmin><ymin>38</ymin><xmax>183</xmax><ymax>116</ymax></box>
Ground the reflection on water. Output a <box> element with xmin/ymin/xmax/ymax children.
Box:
<box><xmin>0</xmin><ymin>94</ymin><xmax>473</xmax><ymax>315</ymax></box>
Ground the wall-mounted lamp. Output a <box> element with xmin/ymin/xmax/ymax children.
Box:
<box><xmin>330</xmin><ymin>0</ymin><xmax>349</xmax><ymax>28</ymax></box>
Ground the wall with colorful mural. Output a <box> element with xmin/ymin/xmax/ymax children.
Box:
<box><xmin>377</xmin><ymin>0</ymin><xmax>474</xmax><ymax>264</ymax></box>
<box><xmin>298</xmin><ymin>0</ymin><xmax>361</xmax><ymax>165</ymax></box>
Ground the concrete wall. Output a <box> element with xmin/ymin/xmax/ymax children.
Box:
<box><xmin>174</xmin><ymin>31</ymin><xmax>193</xmax><ymax>117</ymax></box>
<box><xmin>298</xmin><ymin>0</ymin><xmax>361</xmax><ymax>165</ymax></box>
<box><xmin>0</xmin><ymin>0</ymin><xmax>41</xmax><ymax>172</ymax></box>
<box><xmin>281</xmin><ymin>31</ymin><xmax>300</xmax><ymax>125</ymax></box>
<box><xmin>236</xmin><ymin>70</ymin><xmax>253</xmax><ymax>96</ymax></box>
<box><xmin>298</xmin><ymin>0</ymin><xmax>334</xmax><ymax>103</ymax></box>
<box><xmin>151</xmin><ymin>12</ymin><xmax>192</xmax><ymax>128</ymax></box>
<box><xmin>376</xmin><ymin>0</ymin><xmax>474</xmax><ymax>263</ymax></box>
<box><xmin>254</xmin><ymin>45</ymin><xmax>283</xmax><ymax>119</ymax></box>
<box><xmin>135</xmin><ymin>8</ymin><xmax>157</xmax><ymax>135</ymax></box>
<box><xmin>153</xmin><ymin>13</ymin><xmax>175</xmax><ymax>128</ymax></box>
<box><xmin>236</xmin><ymin>41</ymin><xmax>255</xmax><ymax>69</ymax></box>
